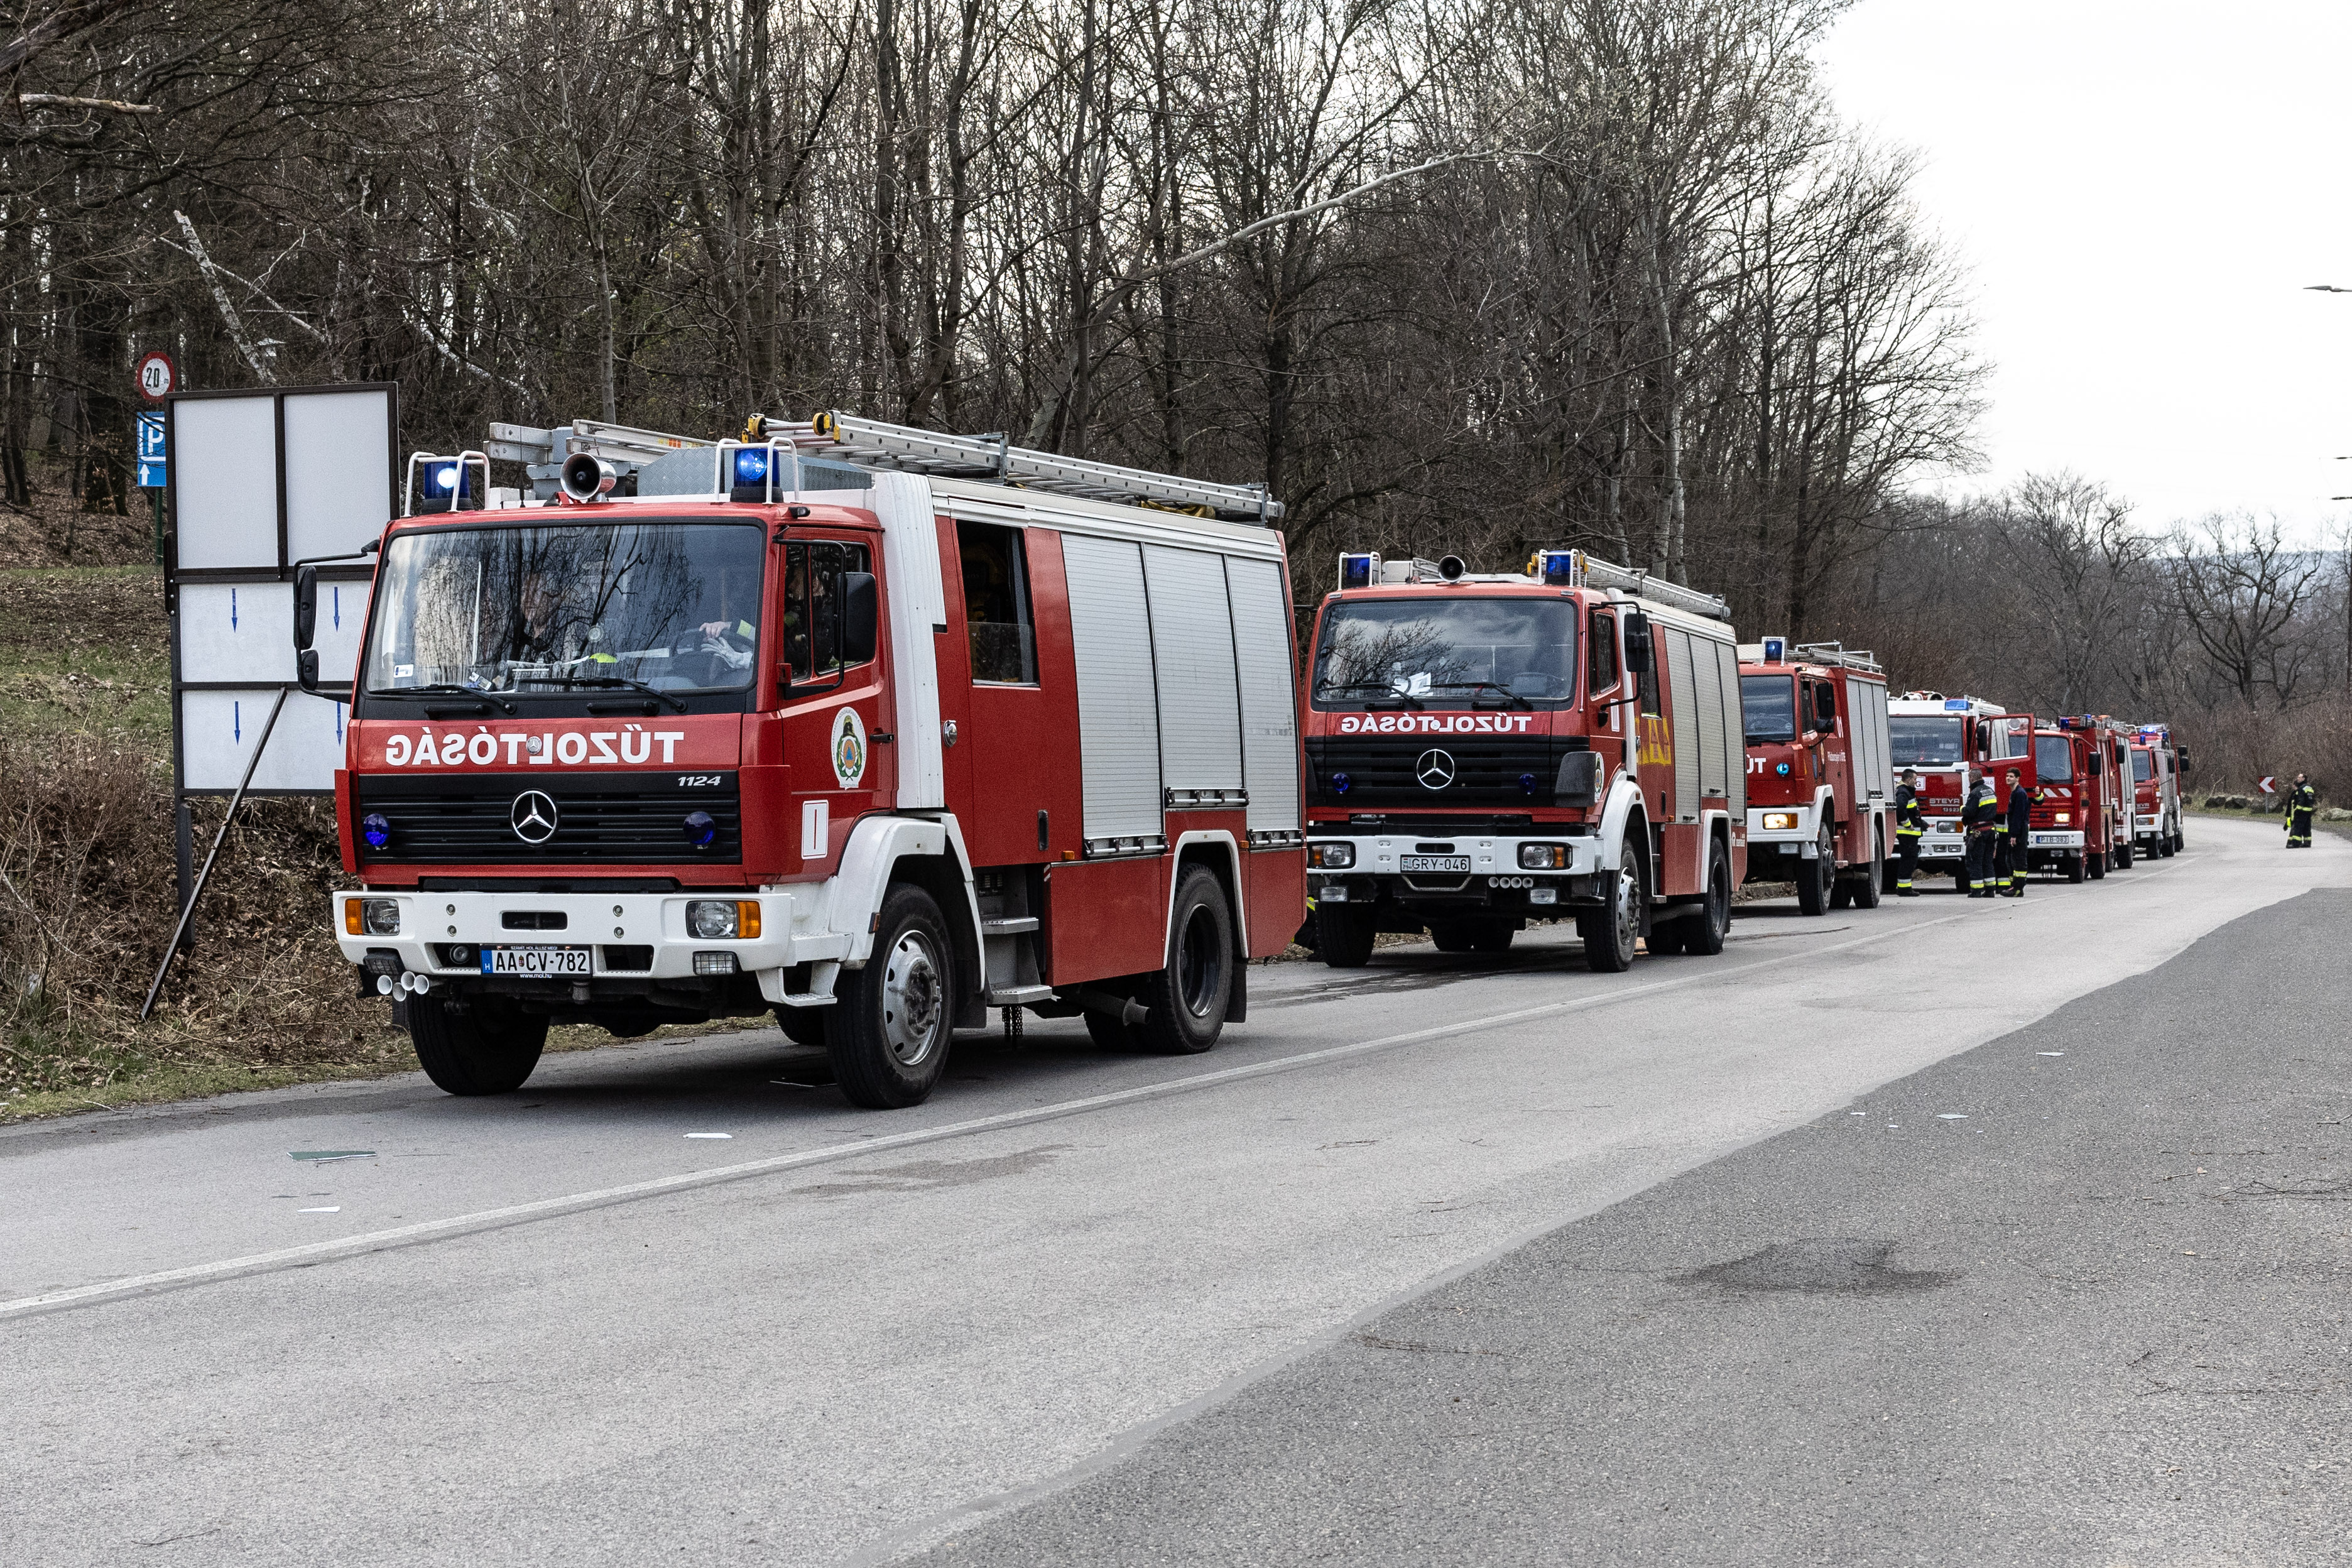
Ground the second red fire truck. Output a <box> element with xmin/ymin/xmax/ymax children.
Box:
<box><xmin>1738</xmin><ymin>639</ymin><xmax>1893</xmax><ymax>913</ymax></box>
<box><xmin>1885</xmin><ymin>693</ymin><xmax>2034</xmax><ymax>889</ymax></box>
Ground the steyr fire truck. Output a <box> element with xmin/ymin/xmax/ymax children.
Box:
<box><xmin>1302</xmin><ymin>550</ymin><xmax>1747</xmax><ymax>972</ymax></box>
<box><xmin>1886</xmin><ymin>693</ymin><xmax>2033</xmax><ymax>888</ymax></box>
<box><xmin>1737</xmin><ymin>639</ymin><xmax>1893</xmax><ymax>913</ymax></box>
<box><xmin>305</xmin><ymin>413</ymin><xmax>1307</xmax><ymax>1108</ymax></box>
<box><xmin>2128</xmin><ymin>724</ymin><xmax>2186</xmax><ymax>859</ymax></box>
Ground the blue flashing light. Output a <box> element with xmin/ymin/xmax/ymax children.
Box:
<box><xmin>1338</xmin><ymin>553</ymin><xmax>1377</xmax><ymax>591</ymax></box>
<box><xmin>1332</xmin><ymin>772</ymin><xmax>1352</xmax><ymax>795</ymax></box>
<box><xmin>421</xmin><ymin>462</ymin><xmax>469</xmax><ymax>499</ymax></box>
<box><xmin>361</xmin><ymin>811</ymin><xmax>392</xmax><ymax>850</ymax></box>
<box><xmin>1761</xmin><ymin>636</ymin><xmax>1785</xmax><ymax>663</ymax></box>
<box><xmin>1538</xmin><ymin>550</ymin><xmax>1576</xmax><ymax>587</ymax></box>
<box><xmin>683</xmin><ymin>810</ymin><xmax>717</xmax><ymax>849</ymax></box>
<box><xmin>732</xmin><ymin>447</ymin><xmax>771</xmax><ymax>486</ymax></box>
<box><xmin>1519</xmin><ymin>773</ymin><xmax>1537</xmax><ymax>795</ymax></box>
<box><xmin>1944</xmin><ymin>698</ymin><xmax>1969</xmax><ymax>710</ymax></box>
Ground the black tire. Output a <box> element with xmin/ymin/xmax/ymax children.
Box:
<box><xmin>2172</xmin><ymin>829</ymin><xmax>2185</xmax><ymax>853</ymax></box>
<box><xmin>1684</xmin><ymin>839</ymin><xmax>1733</xmax><ymax>956</ymax></box>
<box><xmin>1430</xmin><ymin>920</ymin><xmax>1476</xmax><ymax>954</ymax></box>
<box><xmin>2088</xmin><ymin>849</ymin><xmax>2107</xmax><ymax>880</ymax></box>
<box><xmin>1469</xmin><ymin>921</ymin><xmax>1514</xmax><ymax>954</ymax></box>
<box><xmin>1796</xmin><ymin>826</ymin><xmax>1834</xmax><ymax>916</ymax></box>
<box><xmin>1851</xmin><ymin>830</ymin><xmax>1884</xmax><ymax>910</ymax></box>
<box><xmin>1580</xmin><ymin>839</ymin><xmax>1643</xmax><ymax>972</ymax></box>
<box><xmin>774</xmin><ymin>1004</ymin><xmax>828</xmax><ymax>1047</ymax></box>
<box><xmin>1315</xmin><ymin>903</ymin><xmax>1376</xmax><ymax>969</ymax></box>
<box><xmin>2115</xmin><ymin>841</ymin><xmax>2134</xmax><ymax>869</ymax></box>
<box><xmin>1133</xmin><ymin>866</ymin><xmax>1234</xmax><ymax>1055</ymax></box>
<box><xmin>2067</xmin><ymin>852</ymin><xmax>2087</xmax><ymax>884</ymax></box>
<box><xmin>408</xmin><ymin>992</ymin><xmax>547</xmax><ymax>1096</ymax></box>
<box><xmin>825</xmin><ymin>883</ymin><xmax>954</xmax><ymax>1109</ymax></box>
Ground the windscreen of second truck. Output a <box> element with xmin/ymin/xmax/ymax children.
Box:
<box><xmin>2036</xmin><ymin>735</ymin><xmax>2075</xmax><ymax>781</ymax></box>
<box><xmin>363</xmin><ymin>520</ymin><xmax>766</xmax><ymax>695</ymax></box>
<box><xmin>1888</xmin><ymin>714</ymin><xmax>1963</xmax><ymax>767</ymax></box>
<box><xmin>2132</xmin><ymin>749</ymin><xmax>2154</xmax><ymax>781</ymax></box>
<box><xmin>1311</xmin><ymin>598</ymin><xmax>1577</xmax><ymax>707</ymax></box>
<box><xmin>1741</xmin><ymin>675</ymin><xmax>1796</xmax><ymax>744</ymax></box>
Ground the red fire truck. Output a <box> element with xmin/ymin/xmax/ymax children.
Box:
<box><xmin>1885</xmin><ymin>693</ymin><xmax>2034</xmax><ymax>889</ymax></box>
<box><xmin>2027</xmin><ymin>716</ymin><xmax>2136</xmax><ymax>879</ymax></box>
<box><xmin>1302</xmin><ymin>550</ymin><xmax>1747</xmax><ymax>972</ymax></box>
<box><xmin>309</xmin><ymin>413</ymin><xmax>1307</xmax><ymax>1108</ymax></box>
<box><xmin>1737</xmin><ymin>639</ymin><xmax>1893</xmax><ymax>913</ymax></box>
<box><xmin>2128</xmin><ymin>724</ymin><xmax>2186</xmax><ymax>859</ymax></box>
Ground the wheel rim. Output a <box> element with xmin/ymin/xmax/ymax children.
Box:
<box><xmin>1617</xmin><ymin>852</ymin><xmax>1640</xmax><ymax>956</ymax></box>
<box><xmin>1177</xmin><ymin>904</ymin><xmax>1223</xmax><ymax>1018</ymax></box>
<box><xmin>879</xmin><ymin>928</ymin><xmax>945</xmax><ymax>1067</ymax></box>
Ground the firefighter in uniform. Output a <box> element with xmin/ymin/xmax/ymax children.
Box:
<box><xmin>1998</xmin><ymin>766</ymin><xmax>2040</xmax><ymax>896</ymax></box>
<box><xmin>2285</xmin><ymin>773</ymin><xmax>2317</xmax><ymax>848</ymax></box>
<box><xmin>1893</xmin><ymin>768</ymin><xmax>1926</xmax><ymax>896</ymax></box>
<box><xmin>1961</xmin><ymin>766</ymin><xmax>2002</xmax><ymax>897</ymax></box>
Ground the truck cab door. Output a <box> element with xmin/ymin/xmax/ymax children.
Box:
<box><xmin>1623</xmin><ymin>610</ymin><xmax>1672</xmax><ymax>829</ymax></box>
<box><xmin>1586</xmin><ymin>606</ymin><xmax>1627</xmax><ymax>797</ymax></box>
<box><xmin>771</xmin><ymin>536</ymin><xmax>893</xmax><ymax>878</ymax></box>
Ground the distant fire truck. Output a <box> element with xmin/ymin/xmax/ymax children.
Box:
<box><xmin>1885</xmin><ymin>693</ymin><xmax>2033</xmax><ymax>888</ymax></box>
<box><xmin>309</xmin><ymin>412</ymin><xmax>1307</xmax><ymax>1108</ymax></box>
<box><xmin>1302</xmin><ymin>550</ymin><xmax>1747</xmax><ymax>971</ymax></box>
<box><xmin>2058</xmin><ymin>714</ymin><xmax>2141</xmax><ymax>869</ymax></box>
<box><xmin>1738</xmin><ymin>639</ymin><xmax>1893</xmax><ymax>913</ymax></box>
<box><xmin>2128</xmin><ymin>724</ymin><xmax>2186</xmax><ymax>859</ymax></box>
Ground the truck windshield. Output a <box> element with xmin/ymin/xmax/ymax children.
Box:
<box><xmin>2132</xmin><ymin>749</ymin><xmax>2153</xmax><ymax>781</ymax></box>
<box><xmin>2035</xmin><ymin>735</ymin><xmax>2074</xmax><ymax>781</ymax></box>
<box><xmin>1888</xmin><ymin>714</ymin><xmax>1963</xmax><ymax>766</ymax></box>
<box><xmin>362</xmin><ymin>520</ymin><xmax>765</xmax><ymax>696</ymax></box>
<box><xmin>1740</xmin><ymin>675</ymin><xmax>1795</xmax><ymax>743</ymax></box>
<box><xmin>1310</xmin><ymin>597</ymin><xmax>1577</xmax><ymax>708</ymax></box>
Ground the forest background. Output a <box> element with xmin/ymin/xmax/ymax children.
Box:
<box><xmin>1</xmin><ymin>0</ymin><xmax>2344</xmax><ymax>1106</ymax></box>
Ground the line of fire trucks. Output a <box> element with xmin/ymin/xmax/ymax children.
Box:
<box><xmin>303</xmin><ymin>412</ymin><xmax>2189</xmax><ymax>1111</ymax></box>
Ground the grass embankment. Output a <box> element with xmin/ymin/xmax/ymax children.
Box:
<box><xmin>0</xmin><ymin>565</ymin><xmax>739</xmax><ymax>1124</ymax></box>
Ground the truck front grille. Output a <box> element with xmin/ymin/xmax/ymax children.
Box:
<box><xmin>355</xmin><ymin>773</ymin><xmax>742</xmax><ymax>865</ymax></box>
<box><xmin>1305</xmin><ymin>738</ymin><xmax>1587</xmax><ymax>808</ymax></box>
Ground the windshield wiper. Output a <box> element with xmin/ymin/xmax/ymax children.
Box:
<box><xmin>530</xmin><ymin>673</ymin><xmax>689</xmax><ymax>712</ymax></box>
<box><xmin>1319</xmin><ymin>680</ymin><xmax>1425</xmax><ymax>711</ymax></box>
<box><xmin>373</xmin><ymin>683</ymin><xmax>515</xmax><ymax>714</ymax></box>
<box><xmin>1435</xmin><ymin>681</ymin><xmax>1532</xmax><ymax>710</ymax></box>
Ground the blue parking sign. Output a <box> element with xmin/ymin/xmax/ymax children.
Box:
<box><xmin>136</xmin><ymin>411</ymin><xmax>165</xmax><ymax>488</ymax></box>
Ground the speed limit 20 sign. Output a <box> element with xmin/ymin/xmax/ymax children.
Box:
<box><xmin>135</xmin><ymin>350</ymin><xmax>177</xmax><ymax>402</ymax></box>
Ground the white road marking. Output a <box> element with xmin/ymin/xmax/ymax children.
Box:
<box><xmin>0</xmin><ymin>910</ymin><xmax>1969</xmax><ymax>1324</ymax></box>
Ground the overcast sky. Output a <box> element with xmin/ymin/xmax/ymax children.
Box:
<box><xmin>1816</xmin><ymin>0</ymin><xmax>2352</xmax><ymax>542</ymax></box>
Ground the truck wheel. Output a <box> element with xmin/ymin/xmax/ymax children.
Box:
<box><xmin>1796</xmin><ymin>827</ymin><xmax>1834</xmax><ymax>915</ymax></box>
<box><xmin>2088</xmin><ymin>849</ymin><xmax>2107</xmax><ymax>880</ymax></box>
<box><xmin>1580</xmin><ymin>842</ymin><xmax>1642</xmax><ymax>972</ymax></box>
<box><xmin>1851</xmin><ymin>832</ymin><xmax>1884</xmax><ymax>910</ymax></box>
<box><xmin>2067</xmin><ymin>852</ymin><xmax>2086</xmax><ymax>884</ymax></box>
<box><xmin>1316</xmin><ymin>904</ymin><xmax>1376</xmax><ymax>969</ymax></box>
<box><xmin>826</xmin><ymin>883</ymin><xmax>954</xmax><ymax>1108</ymax></box>
<box><xmin>774</xmin><ymin>1005</ymin><xmax>829</xmax><ymax>1047</ymax></box>
<box><xmin>2115</xmin><ymin>841</ymin><xmax>2134</xmax><ymax>869</ymax></box>
<box><xmin>1684</xmin><ymin>841</ymin><xmax>1733</xmax><ymax>956</ymax></box>
<box><xmin>408</xmin><ymin>993</ymin><xmax>547</xmax><ymax>1096</ymax></box>
<box><xmin>1133</xmin><ymin>866</ymin><xmax>1233</xmax><ymax>1055</ymax></box>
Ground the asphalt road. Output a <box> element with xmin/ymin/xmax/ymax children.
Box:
<box><xmin>2</xmin><ymin>817</ymin><xmax>2343</xmax><ymax>1565</ymax></box>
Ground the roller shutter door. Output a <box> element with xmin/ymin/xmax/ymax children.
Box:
<box><xmin>1143</xmin><ymin>545</ymin><xmax>1243</xmax><ymax>802</ymax></box>
<box><xmin>1665</xmin><ymin>627</ymin><xmax>1699</xmax><ymax>822</ymax></box>
<box><xmin>1716</xmin><ymin>640</ymin><xmax>1746</xmax><ymax>817</ymax></box>
<box><xmin>1061</xmin><ymin>535</ymin><xmax>1163</xmax><ymax>844</ymax></box>
<box><xmin>1694</xmin><ymin>633</ymin><xmax>1728</xmax><ymax>799</ymax></box>
<box><xmin>1226</xmin><ymin>557</ymin><xmax>1300</xmax><ymax>832</ymax></box>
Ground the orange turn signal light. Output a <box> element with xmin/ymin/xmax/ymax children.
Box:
<box><xmin>344</xmin><ymin>900</ymin><xmax>364</xmax><ymax>936</ymax></box>
<box><xmin>736</xmin><ymin>901</ymin><xmax>761</xmax><ymax>940</ymax></box>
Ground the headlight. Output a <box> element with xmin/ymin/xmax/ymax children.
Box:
<box><xmin>1518</xmin><ymin>843</ymin><xmax>1567</xmax><ymax>869</ymax></box>
<box><xmin>1309</xmin><ymin>841</ymin><xmax>1355</xmax><ymax>869</ymax></box>
<box><xmin>360</xmin><ymin>898</ymin><xmax>400</xmax><ymax>936</ymax></box>
<box><xmin>687</xmin><ymin>900</ymin><xmax>760</xmax><ymax>939</ymax></box>
<box><xmin>1760</xmin><ymin>812</ymin><xmax>1797</xmax><ymax>831</ymax></box>
<box><xmin>2054</xmin><ymin>812</ymin><xmax>2070</xmax><ymax>825</ymax></box>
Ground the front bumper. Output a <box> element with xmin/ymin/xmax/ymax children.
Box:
<box><xmin>1745</xmin><ymin>804</ymin><xmax>1818</xmax><ymax>847</ymax></box>
<box><xmin>332</xmin><ymin>888</ymin><xmax>852</xmax><ymax>996</ymax></box>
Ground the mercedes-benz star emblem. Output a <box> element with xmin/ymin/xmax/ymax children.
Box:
<box><xmin>1415</xmin><ymin>749</ymin><xmax>1456</xmax><ymax>790</ymax></box>
<box><xmin>509</xmin><ymin>790</ymin><xmax>560</xmax><ymax>845</ymax></box>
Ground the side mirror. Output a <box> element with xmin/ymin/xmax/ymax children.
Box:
<box><xmin>1622</xmin><ymin>612</ymin><xmax>1653</xmax><ymax>675</ymax></box>
<box><xmin>1554</xmin><ymin>749</ymin><xmax>1603</xmax><ymax>807</ymax></box>
<box><xmin>2086</xmin><ymin>749</ymin><xmax>2101</xmax><ymax>776</ymax></box>
<box><xmin>841</xmin><ymin>571</ymin><xmax>878</xmax><ymax>665</ymax></box>
<box><xmin>2176</xmin><ymin>748</ymin><xmax>2191</xmax><ymax>775</ymax></box>
<box><xmin>293</xmin><ymin>564</ymin><xmax>318</xmax><ymax>652</ymax></box>
<box><xmin>297</xmin><ymin>648</ymin><xmax>320</xmax><ymax>694</ymax></box>
<box><xmin>1814</xmin><ymin>688</ymin><xmax>1837</xmax><ymax>731</ymax></box>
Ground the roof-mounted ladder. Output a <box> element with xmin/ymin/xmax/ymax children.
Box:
<box><xmin>1566</xmin><ymin>551</ymin><xmax>1731</xmax><ymax>622</ymax></box>
<box><xmin>483</xmin><ymin>410</ymin><xmax>1282</xmax><ymax>525</ymax></box>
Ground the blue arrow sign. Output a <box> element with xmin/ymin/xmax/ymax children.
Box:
<box><xmin>136</xmin><ymin>411</ymin><xmax>165</xmax><ymax>489</ymax></box>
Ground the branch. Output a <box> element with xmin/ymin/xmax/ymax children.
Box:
<box><xmin>0</xmin><ymin>1</ymin><xmax>111</xmax><ymax>79</ymax></box>
<box><xmin>18</xmin><ymin>92</ymin><xmax>158</xmax><ymax>114</ymax></box>
<box><xmin>151</xmin><ymin>234</ymin><xmax>323</xmax><ymax>340</ymax></box>
<box><xmin>174</xmin><ymin>209</ymin><xmax>275</xmax><ymax>385</ymax></box>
